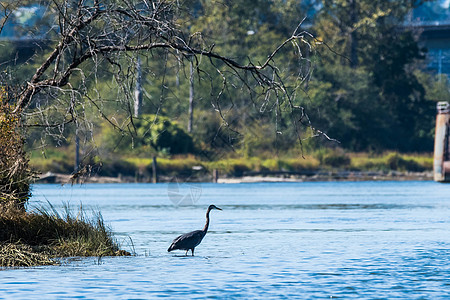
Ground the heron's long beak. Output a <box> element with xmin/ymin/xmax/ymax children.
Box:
<box><xmin>215</xmin><ymin>206</ymin><xmax>222</xmax><ymax>210</ymax></box>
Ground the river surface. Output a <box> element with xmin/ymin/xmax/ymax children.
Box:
<box><xmin>2</xmin><ymin>181</ymin><xmax>450</xmax><ymax>299</ymax></box>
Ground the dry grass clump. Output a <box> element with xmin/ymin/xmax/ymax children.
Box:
<box><xmin>0</xmin><ymin>242</ymin><xmax>56</xmax><ymax>267</ymax></box>
<box><xmin>0</xmin><ymin>202</ymin><xmax>130</xmax><ymax>267</ymax></box>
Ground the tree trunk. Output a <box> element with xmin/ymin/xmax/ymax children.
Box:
<box><xmin>349</xmin><ymin>0</ymin><xmax>358</xmax><ymax>68</ymax></box>
<box><xmin>188</xmin><ymin>57</ymin><xmax>194</xmax><ymax>133</ymax></box>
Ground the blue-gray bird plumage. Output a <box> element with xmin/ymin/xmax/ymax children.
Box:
<box><xmin>168</xmin><ymin>205</ymin><xmax>222</xmax><ymax>255</ymax></box>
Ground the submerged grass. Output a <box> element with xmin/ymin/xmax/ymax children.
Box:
<box><xmin>0</xmin><ymin>202</ymin><xmax>129</xmax><ymax>267</ymax></box>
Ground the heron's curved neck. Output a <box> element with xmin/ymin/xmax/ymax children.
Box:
<box><xmin>202</xmin><ymin>208</ymin><xmax>212</xmax><ymax>232</ymax></box>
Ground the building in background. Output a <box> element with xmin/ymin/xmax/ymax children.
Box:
<box><xmin>405</xmin><ymin>0</ymin><xmax>450</xmax><ymax>76</ymax></box>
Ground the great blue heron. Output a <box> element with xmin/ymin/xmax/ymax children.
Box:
<box><xmin>168</xmin><ymin>204</ymin><xmax>222</xmax><ymax>256</ymax></box>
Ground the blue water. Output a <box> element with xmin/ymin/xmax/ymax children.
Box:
<box><xmin>2</xmin><ymin>181</ymin><xmax>450</xmax><ymax>299</ymax></box>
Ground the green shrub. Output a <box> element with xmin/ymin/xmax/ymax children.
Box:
<box><xmin>315</xmin><ymin>148</ymin><xmax>351</xmax><ymax>168</ymax></box>
<box><xmin>261</xmin><ymin>159</ymin><xmax>280</xmax><ymax>172</ymax></box>
<box><xmin>323</xmin><ymin>153</ymin><xmax>351</xmax><ymax>168</ymax></box>
<box><xmin>136</xmin><ymin>114</ymin><xmax>194</xmax><ymax>155</ymax></box>
<box><xmin>207</xmin><ymin>158</ymin><xmax>253</xmax><ymax>176</ymax></box>
<box><xmin>99</xmin><ymin>159</ymin><xmax>137</xmax><ymax>177</ymax></box>
<box><xmin>98</xmin><ymin>123</ymin><xmax>134</xmax><ymax>153</ymax></box>
<box><xmin>230</xmin><ymin>161</ymin><xmax>251</xmax><ymax>176</ymax></box>
<box><xmin>385</xmin><ymin>152</ymin><xmax>425</xmax><ymax>172</ymax></box>
<box><xmin>49</xmin><ymin>159</ymin><xmax>73</xmax><ymax>174</ymax></box>
<box><xmin>283</xmin><ymin>158</ymin><xmax>320</xmax><ymax>171</ymax></box>
<box><xmin>193</xmin><ymin>112</ymin><xmax>231</xmax><ymax>149</ymax></box>
<box><xmin>29</xmin><ymin>151</ymin><xmax>74</xmax><ymax>174</ymax></box>
<box><xmin>350</xmin><ymin>152</ymin><xmax>431</xmax><ymax>172</ymax></box>
<box><xmin>154</xmin><ymin>157</ymin><xmax>202</xmax><ymax>176</ymax></box>
<box><xmin>386</xmin><ymin>152</ymin><xmax>402</xmax><ymax>170</ymax></box>
<box><xmin>98</xmin><ymin>114</ymin><xmax>195</xmax><ymax>156</ymax></box>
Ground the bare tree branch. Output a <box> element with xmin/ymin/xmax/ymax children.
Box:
<box><xmin>1</xmin><ymin>0</ymin><xmax>333</xmax><ymax>163</ymax></box>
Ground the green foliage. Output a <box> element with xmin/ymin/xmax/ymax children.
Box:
<box><xmin>304</xmin><ymin>65</ymin><xmax>377</xmax><ymax>150</ymax></box>
<box><xmin>310</xmin><ymin>0</ymin><xmax>436</xmax><ymax>152</ymax></box>
<box><xmin>10</xmin><ymin>0</ymin><xmax>442</xmax><ymax>175</ymax></box>
<box><xmin>350</xmin><ymin>152</ymin><xmax>432</xmax><ymax>172</ymax></box>
<box><xmin>152</xmin><ymin>156</ymin><xmax>205</xmax><ymax>177</ymax></box>
<box><xmin>224</xmin><ymin>160</ymin><xmax>252</xmax><ymax>176</ymax></box>
<box><xmin>206</xmin><ymin>156</ymin><xmax>319</xmax><ymax>176</ymax></box>
<box><xmin>323</xmin><ymin>153</ymin><xmax>351</xmax><ymax>168</ymax></box>
<box><xmin>29</xmin><ymin>148</ymin><xmax>73</xmax><ymax>174</ymax></box>
<box><xmin>98</xmin><ymin>114</ymin><xmax>195</xmax><ymax>155</ymax></box>
<box><xmin>314</xmin><ymin>148</ymin><xmax>351</xmax><ymax>168</ymax></box>
<box><xmin>97</xmin><ymin>123</ymin><xmax>135</xmax><ymax>155</ymax></box>
<box><xmin>192</xmin><ymin>112</ymin><xmax>234</xmax><ymax>150</ymax></box>
<box><xmin>135</xmin><ymin>114</ymin><xmax>195</xmax><ymax>155</ymax></box>
<box><xmin>384</xmin><ymin>152</ymin><xmax>426</xmax><ymax>172</ymax></box>
<box><xmin>98</xmin><ymin>159</ymin><xmax>137</xmax><ymax>177</ymax></box>
<box><xmin>415</xmin><ymin>71</ymin><xmax>450</xmax><ymax>102</ymax></box>
<box><xmin>207</xmin><ymin>158</ymin><xmax>253</xmax><ymax>176</ymax></box>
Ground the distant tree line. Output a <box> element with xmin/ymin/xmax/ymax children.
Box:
<box><xmin>1</xmin><ymin>0</ymin><xmax>320</xmax><ymax>205</ymax></box>
<box><xmin>0</xmin><ymin>0</ymin><xmax>448</xmax><ymax>188</ymax></box>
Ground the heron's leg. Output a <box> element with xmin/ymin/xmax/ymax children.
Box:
<box><xmin>191</xmin><ymin>248</ymin><xmax>195</xmax><ymax>256</ymax></box>
<box><xmin>185</xmin><ymin>250</ymin><xmax>188</xmax><ymax>256</ymax></box>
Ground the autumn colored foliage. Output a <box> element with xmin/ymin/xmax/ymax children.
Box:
<box><xmin>0</xmin><ymin>87</ymin><xmax>33</xmax><ymax>209</ymax></box>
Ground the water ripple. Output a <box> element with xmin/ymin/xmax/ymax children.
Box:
<box><xmin>7</xmin><ymin>182</ymin><xmax>450</xmax><ymax>299</ymax></box>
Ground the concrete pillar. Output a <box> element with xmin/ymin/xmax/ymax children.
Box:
<box><xmin>433</xmin><ymin>101</ymin><xmax>450</xmax><ymax>182</ymax></box>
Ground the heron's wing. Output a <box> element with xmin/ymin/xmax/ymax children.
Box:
<box><xmin>171</xmin><ymin>234</ymin><xmax>184</xmax><ymax>244</ymax></box>
<box><xmin>168</xmin><ymin>230</ymin><xmax>205</xmax><ymax>251</ymax></box>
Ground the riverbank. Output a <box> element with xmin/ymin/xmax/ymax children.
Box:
<box><xmin>31</xmin><ymin>152</ymin><xmax>434</xmax><ymax>184</ymax></box>
<box><xmin>217</xmin><ymin>170</ymin><xmax>433</xmax><ymax>183</ymax></box>
<box><xmin>35</xmin><ymin>169</ymin><xmax>433</xmax><ymax>184</ymax></box>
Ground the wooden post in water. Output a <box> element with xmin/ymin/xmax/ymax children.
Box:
<box><xmin>152</xmin><ymin>156</ymin><xmax>158</xmax><ymax>183</ymax></box>
<box><xmin>74</xmin><ymin>129</ymin><xmax>80</xmax><ymax>172</ymax></box>
<box><xmin>433</xmin><ymin>101</ymin><xmax>450</xmax><ymax>182</ymax></box>
<box><xmin>213</xmin><ymin>169</ymin><xmax>219</xmax><ymax>183</ymax></box>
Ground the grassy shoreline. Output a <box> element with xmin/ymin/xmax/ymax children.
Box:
<box><xmin>0</xmin><ymin>203</ymin><xmax>130</xmax><ymax>267</ymax></box>
<box><xmin>32</xmin><ymin>151</ymin><xmax>434</xmax><ymax>183</ymax></box>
